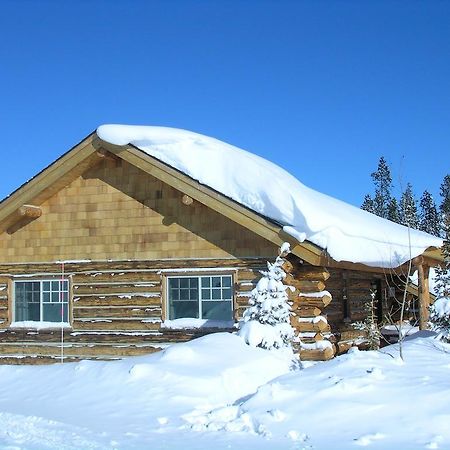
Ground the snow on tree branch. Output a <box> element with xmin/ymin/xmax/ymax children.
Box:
<box><xmin>238</xmin><ymin>243</ymin><xmax>296</xmax><ymax>354</ymax></box>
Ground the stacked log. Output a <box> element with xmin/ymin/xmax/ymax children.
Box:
<box><xmin>0</xmin><ymin>278</ymin><xmax>8</xmax><ymax>328</ymax></box>
<box><xmin>0</xmin><ymin>259</ymin><xmax>261</xmax><ymax>363</ymax></box>
<box><xmin>284</xmin><ymin>264</ymin><xmax>335</xmax><ymax>361</ymax></box>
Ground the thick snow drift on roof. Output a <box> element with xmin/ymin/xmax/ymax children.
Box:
<box><xmin>97</xmin><ymin>124</ymin><xmax>442</xmax><ymax>268</ymax></box>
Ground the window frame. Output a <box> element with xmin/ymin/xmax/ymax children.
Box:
<box><xmin>12</xmin><ymin>278</ymin><xmax>71</xmax><ymax>327</ymax></box>
<box><xmin>165</xmin><ymin>273</ymin><xmax>235</xmax><ymax>322</ymax></box>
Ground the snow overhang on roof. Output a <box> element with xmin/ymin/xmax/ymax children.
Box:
<box><xmin>96</xmin><ymin>124</ymin><xmax>443</xmax><ymax>269</ymax></box>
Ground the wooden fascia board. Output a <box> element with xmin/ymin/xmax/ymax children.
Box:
<box><xmin>319</xmin><ymin>244</ymin><xmax>443</xmax><ymax>274</ymax></box>
<box><xmin>0</xmin><ymin>133</ymin><xmax>101</xmax><ymax>233</ymax></box>
<box><xmin>98</xmin><ymin>141</ymin><xmax>324</xmax><ymax>265</ymax></box>
<box><xmin>321</xmin><ymin>258</ymin><xmax>407</xmax><ymax>275</ymax></box>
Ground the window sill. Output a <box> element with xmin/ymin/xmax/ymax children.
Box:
<box><xmin>161</xmin><ymin>318</ymin><xmax>235</xmax><ymax>330</ymax></box>
<box><xmin>9</xmin><ymin>321</ymin><xmax>72</xmax><ymax>331</ymax></box>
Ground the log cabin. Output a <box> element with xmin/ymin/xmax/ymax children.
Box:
<box><xmin>0</xmin><ymin>125</ymin><xmax>443</xmax><ymax>363</ymax></box>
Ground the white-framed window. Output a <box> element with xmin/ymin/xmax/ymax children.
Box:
<box><xmin>14</xmin><ymin>279</ymin><xmax>69</xmax><ymax>324</ymax></box>
<box><xmin>167</xmin><ymin>274</ymin><xmax>233</xmax><ymax>321</ymax></box>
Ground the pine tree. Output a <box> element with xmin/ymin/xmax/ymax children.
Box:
<box><xmin>430</xmin><ymin>177</ymin><xmax>450</xmax><ymax>342</ymax></box>
<box><xmin>419</xmin><ymin>190</ymin><xmax>440</xmax><ymax>236</ymax></box>
<box><xmin>352</xmin><ymin>290</ymin><xmax>381</xmax><ymax>350</ymax></box>
<box><xmin>429</xmin><ymin>216</ymin><xmax>450</xmax><ymax>342</ymax></box>
<box><xmin>361</xmin><ymin>194</ymin><xmax>375</xmax><ymax>214</ymax></box>
<box><xmin>371</xmin><ymin>156</ymin><xmax>393</xmax><ymax>219</ymax></box>
<box><xmin>388</xmin><ymin>198</ymin><xmax>401</xmax><ymax>224</ymax></box>
<box><xmin>238</xmin><ymin>243</ymin><xmax>295</xmax><ymax>352</ymax></box>
<box><xmin>440</xmin><ymin>175</ymin><xmax>450</xmax><ymax>230</ymax></box>
<box><xmin>399</xmin><ymin>183</ymin><xmax>419</xmax><ymax>229</ymax></box>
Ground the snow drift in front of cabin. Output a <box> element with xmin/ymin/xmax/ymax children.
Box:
<box><xmin>1</xmin><ymin>332</ymin><xmax>450</xmax><ymax>449</ymax></box>
<box><xmin>97</xmin><ymin>124</ymin><xmax>442</xmax><ymax>268</ymax></box>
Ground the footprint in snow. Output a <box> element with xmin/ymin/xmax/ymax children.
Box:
<box><xmin>287</xmin><ymin>430</ymin><xmax>309</xmax><ymax>442</ymax></box>
<box><xmin>366</xmin><ymin>367</ymin><xmax>385</xmax><ymax>380</ymax></box>
<box><xmin>353</xmin><ymin>433</ymin><xmax>386</xmax><ymax>446</ymax></box>
<box><xmin>268</xmin><ymin>409</ymin><xmax>286</xmax><ymax>422</ymax></box>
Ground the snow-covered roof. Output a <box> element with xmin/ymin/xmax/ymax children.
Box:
<box><xmin>97</xmin><ymin>124</ymin><xmax>442</xmax><ymax>268</ymax></box>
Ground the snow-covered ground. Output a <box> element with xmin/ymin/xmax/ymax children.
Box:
<box><xmin>1</xmin><ymin>332</ymin><xmax>450</xmax><ymax>450</ymax></box>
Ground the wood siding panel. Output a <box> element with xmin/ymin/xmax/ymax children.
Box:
<box><xmin>0</xmin><ymin>159</ymin><xmax>277</xmax><ymax>263</ymax></box>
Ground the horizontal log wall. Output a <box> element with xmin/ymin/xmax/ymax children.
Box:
<box><xmin>0</xmin><ymin>258</ymin><xmax>270</xmax><ymax>363</ymax></box>
<box><xmin>0</xmin><ymin>258</ymin><xmax>397</xmax><ymax>363</ymax></box>
<box><xmin>326</xmin><ymin>267</ymin><xmax>396</xmax><ymax>352</ymax></box>
<box><xmin>0</xmin><ymin>258</ymin><xmax>341</xmax><ymax>363</ymax></box>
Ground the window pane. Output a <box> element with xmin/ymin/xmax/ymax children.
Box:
<box><xmin>169</xmin><ymin>278</ymin><xmax>179</xmax><ymax>289</ymax></box>
<box><xmin>189</xmin><ymin>278</ymin><xmax>198</xmax><ymax>289</ymax></box>
<box><xmin>201</xmin><ymin>288</ymin><xmax>210</xmax><ymax>300</ymax></box>
<box><xmin>43</xmin><ymin>292</ymin><xmax>50</xmax><ymax>302</ymax></box>
<box><xmin>180</xmin><ymin>278</ymin><xmax>189</xmax><ymax>288</ymax></box>
<box><xmin>212</xmin><ymin>277</ymin><xmax>221</xmax><ymax>288</ymax></box>
<box><xmin>212</xmin><ymin>289</ymin><xmax>221</xmax><ymax>300</ymax></box>
<box><xmin>52</xmin><ymin>291</ymin><xmax>60</xmax><ymax>303</ymax></box>
<box><xmin>201</xmin><ymin>277</ymin><xmax>210</xmax><ymax>288</ymax></box>
<box><xmin>169</xmin><ymin>301</ymin><xmax>198</xmax><ymax>319</ymax></box>
<box><xmin>202</xmin><ymin>301</ymin><xmax>232</xmax><ymax>321</ymax></box>
<box><xmin>51</xmin><ymin>281</ymin><xmax>59</xmax><ymax>290</ymax></box>
<box><xmin>43</xmin><ymin>281</ymin><xmax>50</xmax><ymax>291</ymax></box>
<box><xmin>15</xmin><ymin>282</ymin><xmax>41</xmax><ymax>322</ymax></box>
<box><xmin>16</xmin><ymin>301</ymin><xmax>40</xmax><ymax>322</ymax></box>
<box><xmin>43</xmin><ymin>303</ymin><xmax>68</xmax><ymax>322</ymax></box>
<box><xmin>189</xmin><ymin>288</ymin><xmax>198</xmax><ymax>301</ymax></box>
<box><xmin>222</xmin><ymin>288</ymin><xmax>232</xmax><ymax>299</ymax></box>
<box><xmin>170</xmin><ymin>288</ymin><xmax>179</xmax><ymax>301</ymax></box>
<box><xmin>222</xmin><ymin>277</ymin><xmax>231</xmax><ymax>288</ymax></box>
<box><xmin>179</xmin><ymin>289</ymin><xmax>189</xmax><ymax>300</ymax></box>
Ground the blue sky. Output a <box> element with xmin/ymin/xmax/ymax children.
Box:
<box><xmin>0</xmin><ymin>0</ymin><xmax>449</xmax><ymax>207</ymax></box>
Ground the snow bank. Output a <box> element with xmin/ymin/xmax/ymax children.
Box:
<box><xmin>0</xmin><ymin>333</ymin><xmax>291</xmax><ymax>449</ymax></box>
<box><xmin>97</xmin><ymin>125</ymin><xmax>442</xmax><ymax>268</ymax></box>
<box><xmin>185</xmin><ymin>334</ymin><xmax>450</xmax><ymax>450</ymax></box>
<box><xmin>2</xmin><ymin>332</ymin><xmax>450</xmax><ymax>449</ymax></box>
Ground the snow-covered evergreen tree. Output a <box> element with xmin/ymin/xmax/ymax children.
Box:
<box><xmin>440</xmin><ymin>175</ymin><xmax>450</xmax><ymax>236</ymax></box>
<box><xmin>388</xmin><ymin>197</ymin><xmax>401</xmax><ymax>224</ymax></box>
<box><xmin>419</xmin><ymin>190</ymin><xmax>440</xmax><ymax>236</ymax></box>
<box><xmin>440</xmin><ymin>175</ymin><xmax>450</xmax><ymax>216</ymax></box>
<box><xmin>399</xmin><ymin>183</ymin><xmax>419</xmax><ymax>229</ymax></box>
<box><xmin>361</xmin><ymin>194</ymin><xmax>375</xmax><ymax>214</ymax></box>
<box><xmin>429</xmin><ymin>217</ymin><xmax>450</xmax><ymax>342</ymax></box>
<box><xmin>371</xmin><ymin>156</ymin><xmax>393</xmax><ymax>219</ymax></box>
<box><xmin>238</xmin><ymin>243</ymin><xmax>295</xmax><ymax>352</ymax></box>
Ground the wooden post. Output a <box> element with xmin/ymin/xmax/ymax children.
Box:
<box><xmin>418</xmin><ymin>263</ymin><xmax>430</xmax><ymax>330</ymax></box>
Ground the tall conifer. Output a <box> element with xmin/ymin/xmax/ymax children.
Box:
<box><xmin>440</xmin><ymin>175</ymin><xmax>450</xmax><ymax>226</ymax></box>
<box><xmin>388</xmin><ymin>198</ymin><xmax>401</xmax><ymax>224</ymax></box>
<box><xmin>361</xmin><ymin>194</ymin><xmax>375</xmax><ymax>214</ymax></box>
<box><xmin>419</xmin><ymin>190</ymin><xmax>440</xmax><ymax>236</ymax></box>
<box><xmin>399</xmin><ymin>183</ymin><xmax>419</xmax><ymax>229</ymax></box>
<box><xmin>371</xmin><ymin>157</ymin><xmax>393</xmax><ymax>219</ymax></box>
